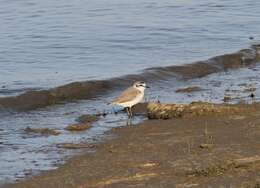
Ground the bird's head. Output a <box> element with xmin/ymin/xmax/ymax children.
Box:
<box><xmin>133</xmin><ymin>81</ymin><xmax>149</xmax><ymax>91</ymax></box>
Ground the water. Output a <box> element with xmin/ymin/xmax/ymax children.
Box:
<box><xmin>1</xmin><ymin>64</ymin><xmax>260</xmax><ymax>184</ymax></box>
<box><xmin>1</xmin><ymin>0</ymin><xmax>260</xmax><ymax>96</ymax></box>
<box><xmin>1</xmin><ymin>0</ymin><xmax>260</xmax><ymax>184</ymax></box>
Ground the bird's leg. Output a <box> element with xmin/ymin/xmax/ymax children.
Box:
<box><xmin>129</xmin><ymin>107</ymin><xmax>133</xmax><ymax>118</ymax></box>
<box><xmin>126</xmin><ymin>107</ymin><xmax>130</xmax><ymax>117</ymax></box>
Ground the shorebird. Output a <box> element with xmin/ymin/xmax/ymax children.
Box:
<box><xmin>111</xmin><ymin>81</ymin><xmax>149</xmax><ymax>117</ymax></box>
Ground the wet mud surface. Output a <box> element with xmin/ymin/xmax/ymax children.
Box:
<box><xmin>3</xmin><ymin>103</ymin><xmax>260</xmax><ymax>188</ymax></box>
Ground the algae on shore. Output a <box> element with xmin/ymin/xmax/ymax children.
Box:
<box><xmin>147</xmin><ymin>102</ymin><xmax>255</xmax><ymax>119</ymax></box>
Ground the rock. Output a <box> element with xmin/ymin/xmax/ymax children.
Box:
<box><xmin>175</xmin><ymin>86</ymin><xmax>202</xmax><ymax>93</ymax></box>
<box><xmin>65</xmin><ymin>123</ymin><xmax>91</xmax><ymax>131</ymax></box>
<box><xmin>24</xmin><ymin>127</ymin><xmax>60</xmax><ymax>136</ymax></box>
<box><xmin>56</xmin><ymin>143</ymin><xmax>96</xmax><ymax>149</ymax></box>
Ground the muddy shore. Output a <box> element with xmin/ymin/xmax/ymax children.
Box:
<box><xmin>3</xmin><ymin>102</ymin><xmax>260</xmax><ymax>188</ymax></box>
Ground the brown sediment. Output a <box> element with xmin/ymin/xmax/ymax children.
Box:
<box><xmin>4</xmin><ymin>102</ymin><xmax>260</xmax><ymax>188</ymax></box>
<box><xmin>0</xmin><ymin>45</ymin><xmax>260</xmax><ymax>111</ymax></box>
<box><xmin>175</xmin><ymin>86</ymin><xmax>203</xmax><ymax>93</ymax></box>
<box><xmin>64</xmin><ymin>123</ymin><xmax>91</xmax><ymax>131</ymax></box>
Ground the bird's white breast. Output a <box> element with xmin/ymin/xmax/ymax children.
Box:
<box><xmin>117</xmin><ymin>91</ymin><xmax>144</xmax><ymax>108</ymax></box>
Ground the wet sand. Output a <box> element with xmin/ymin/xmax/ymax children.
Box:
<box><xmin>3</xmin><ymin>103</ymin><xmax>260</xmax><ymax>188</ymax></box>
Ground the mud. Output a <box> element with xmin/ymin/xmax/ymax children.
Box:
<box><xmin>3</xmin><ymin>102</ymin><xmax>260</xmax><ymax>188</ymax></box>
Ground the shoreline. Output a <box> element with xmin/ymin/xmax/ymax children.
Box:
<box><xmin>0</xmin><ymin>44</ymin><xmax>259</xmax><ymax>112</ymax></box>
<box><xmin>3</xmin><ymin>103</ymin><xmax>260</xmax><ymax>188</ymax></box>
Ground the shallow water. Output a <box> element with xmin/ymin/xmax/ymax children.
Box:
<box><xmin>1</xmin><ymin>0</ymin><xmax>260</xmax><ymax>185</ymax></box>
<box><xmin>1</xmin><ymin>63</ymin><xmax>260</xmax><ymax>184</ymax></box>
<box><xmin>1</xmin><ymin>0</ymin><xmax>260</xmax><ymax>96</ymax></box>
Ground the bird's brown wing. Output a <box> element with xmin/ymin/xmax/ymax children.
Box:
<box><xmin>112</xmin><ymin>87</ymin><xmax>141</xmax><ymax>104</ymax></box>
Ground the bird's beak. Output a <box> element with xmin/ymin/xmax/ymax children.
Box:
<box><xmin>146</xmin><ymin>86</ymin><xmax>150</xmax><ymax>89</ymax></box>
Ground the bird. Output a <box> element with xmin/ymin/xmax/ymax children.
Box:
<box><xmin>111</xmin><ymin>81</ymin><xmax>149</xmax><ymax>117</ymax></box>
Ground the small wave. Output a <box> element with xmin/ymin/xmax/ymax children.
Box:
<box><xmin>0</xmin><ymin>44</ymin><xmax>259</xmax><ymax>111</ymax></box>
